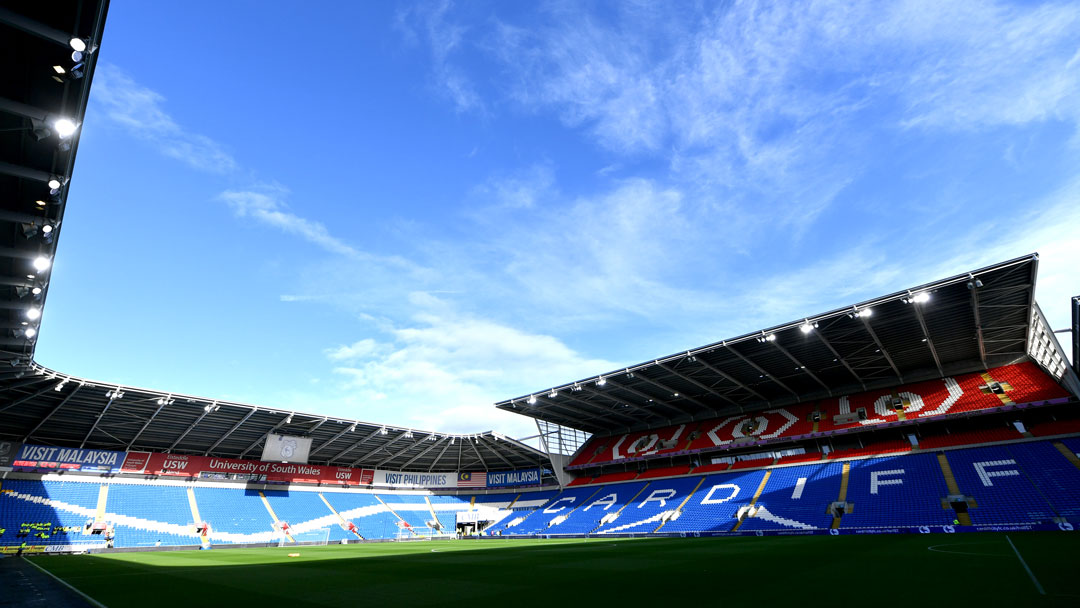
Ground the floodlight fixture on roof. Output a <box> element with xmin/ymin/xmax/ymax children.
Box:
<box><xmin>527</xmin><ymin>395</ymin><xmax>537</xmax><ymax>404</ymax></box>
<box><xmin>800</xmin><ymin>321</ymin><xmax>818</xmax><ymax>334</ymax></box>
<box><xmin>596</xmin><ymin>376</ymin><xmax>606</xmax><ymax>386</ymax></box>
<box><xmin>26</xmin><ymin>307</ymin><xmax>41</xmax><ymax>321</ymax></box>
<box><xmin>53</xmin><ymin>118</ymin><xmax>78</xmax><ymax>138</ymax></box>
<box><xmin>69</xmin><ymin>37</ymin><xmax>87</xmax><ymax>52</ymax></box>
<box><xmin>32</xmin><ymin>256</ymin><xmax>51</xmax><ymax>272</ymax></box>
<box><xmin>549</xmin><ymin>390</ymin><xmax>558</xmax><ymax>398</ymax></box>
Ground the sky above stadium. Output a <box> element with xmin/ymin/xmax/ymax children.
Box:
<box><xmin>37</xmin><ymin>0</ymin><xmax>1080</xmax><ymax>440</ymax></box>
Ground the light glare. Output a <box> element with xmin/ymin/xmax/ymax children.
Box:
<box><xmin>32</xmin><ymin>257</ymin><xmax>51</xmax><ymax>272</ymax></box>
<box><xmin>53</xmin><ymin>118</ymin><xmax>78</xmax><ymax>138</ymax></box>
<box><xmin>26</xmin><ymin>308</ymin><xmax>41</xmax><ymax>320</ymax></box>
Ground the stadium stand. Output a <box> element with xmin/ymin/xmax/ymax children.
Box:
<box><xmin>192</xmin><ymin>487</ymin><xmax>278</xmax><ymax>543</ymax></box>
<box><xmin>0</xmin><ymin>480</ymin><xmax>103</xmax><ymax>548</ymax></box>
<box><xmin>596</xmin><ymin>477</ymin><xmax>701</xmax><ymax>534</ymax></box>
<box><xmin>826</xmin><ymin>439</ymin><xmax>911</xmax><ymax>459</ymax></box>
<box><xmin>944</xmin><ymin>446</ymin><xmax>1059</xmax><ymax>525</ymax></box>
<box><xmin>548</xmin><ymin>481</ymin><xmax>648</xmax><ymax>534</ymax></box>
<box><xmin>320</xmin><ymin>492</ymin><xmax>404</xmax><ymax>540</ymax></box>
<box><xmin>838</xmin><ymin>453</ymin><xmax>954</xmax><ymax>528</ymax></box>
<box><xmin>662</xmin><ymin>469</ymin><xmax>771</xmax><ymax>533</ymax></box>
<box><xmin>636</xmin><ymin>465</ymin><xmax>693</xmax><ymax>479</ymax></box>
<box><xmin>739</xmin><ymin>462</ymin><xmax>843</xmax><ymax>531</ymax></box>
<box><xmin>106</xmin><ymin>483</ymin><xmax>200</xmax><ymax>548</ymax></box>
<box><xmin>569</xmin><ymin>362</ymin><xmax>1069</xmax><ymax>469</ymax></box>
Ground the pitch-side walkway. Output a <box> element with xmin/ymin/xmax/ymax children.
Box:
<box><xmin>0</xmin><ymin>556</ymin><xmax>97</xmax><ymax>608</ymax></box>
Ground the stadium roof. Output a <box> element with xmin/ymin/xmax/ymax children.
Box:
<box><xmin>497</xmin><ymin>254</ymin><xmax>1063</xmax><ymax>435</ymax></box>
<box><xmin>0</xmin><ymin>0</ymin><xmax>108</xmax><ymax>363</ymax></box>
<box><xmin>0</xmin><ymin>365</ymin><xmax>547</xmax><ymax>472</ymax></box>
<box><xmin>0</xmin><ymin>0</ymin><xmax>547</xmax><ymax>474</ymax></box>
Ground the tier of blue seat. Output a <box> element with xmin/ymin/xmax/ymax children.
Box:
<box><xmin>840</xmin><ymin>453</ymin><xmax>954</xmax><ymax>528</ymax></box>
<box><xmin>192</xmin><ymin>487</ymin><xmax>272</xmax><ymax>536</ymax></box>
<box><xmin>0</xmin><ymin>480</ymin><xmax>100</xmax><ymax>547</ymax></box>
<box><xmin>3</xmin><ymin>438</ymin><xmax>1078</xmax><ymax>548</ymax></box>
<box><xmin>596</xmin><ymin>477</ymin><xmax>700</xmax><ymax>534</ymax></box>
<box><xmin>106</xmin><ymin>483</ymin><xmax>198</xmax><ymax>548</ymax></box>
<box><xmin>321</xmin><ymin>492</ymin><xmax>403</xmax><ymax>539</ymax></box>
<box><xmin>741</xmin><ymin>462</ymin><xmax>842</xmax><ymax>531</ymax></box>
<box><xmin>662</xmin><ymin>470</ymin><xmax>769</xmax><ymax>533</ymax></box>
<box><xmin>262</xmin><ymin>490</ymin><xmax>352</xmax><ymax>541</ymax></box>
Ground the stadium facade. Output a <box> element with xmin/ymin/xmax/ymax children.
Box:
<box><xmin>2</xmin><ymin>0</ymin><xmax>1080</xmax><ymax>553</ymax></box>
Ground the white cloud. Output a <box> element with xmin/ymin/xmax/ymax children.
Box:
<box><xmin>325</xmin><ymin>308</ymin><xmax>618</xmax><ymax>436</ymax></box>
<box><xmin>91</xmin><ymin>65</ymin><xmax>238</xmax><ymax>173</ymax></box>
<box><xmin>397</xmin><ymin>0</ymin><xmax>484</xmax><ymax>113</ymax></box>
<box><xmin>218</xmin><ymin>188</ymin><xmax>360</xmax><ymax>257</ymax></box>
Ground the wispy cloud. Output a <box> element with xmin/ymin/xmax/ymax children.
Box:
<box><xmin>397</xmin><ymin>0</ymin><xmax>484</xmax><ymax>113</ymax></box>
<box><xmin>218</xmin><ymin>187</ymin><xmax>360</xmax><ymax>257</ymax></box>
<box><xmin>325</xmin><ymin>301</ymin><xmax>619</xmax><ymax>436</ymax></box>
<box><xmin>91</xmin><ymin>65</ymin><xmax>238</xmax><ymax>173</ymax></box>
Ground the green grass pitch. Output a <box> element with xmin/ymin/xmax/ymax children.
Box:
<box><xmin>30</xmin><ymin>533</ymin><xmax>1080</xmax><ymax>607</ymax></box>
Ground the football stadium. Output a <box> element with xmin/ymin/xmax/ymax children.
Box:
<box><xmin>3</xmin><ymin>1</ymin><xmax>1080</xmax><ymax>606</ymax></box>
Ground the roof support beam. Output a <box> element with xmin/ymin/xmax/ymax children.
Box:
<box><xmin>398</xmin><ymin>437</ymin><xmax>447</xmax><ymax>470</ymax></box>
<box><xmin>167</xmin><ymin>409</ymin><xmax>210</xmax><ymax>452</ymax></box>
<box><xmin>238</xmin><ymin>416</ymin><xmax>291</xmax><ymax>459</ymax></box>
<box><xmin>690</xmin><ymin>357</ymin><xmax>767</xmax><ymax>404</ymax></box>
<box><xmin>80</xmin><ymin>393</ymin><xmax>117</xmax><ymax>449</ymax></box>
<box><xmin>769</xmin><ymin>341</ymin><xmax>832</xmax><ymax>395</ymax></box>
<box><xmin>812</xmin><ymin>330</ymin><xmax>866</xmax><ymax>390</ymax></box>
<box><xmin>308</xmin><ymin>423</ymin><xmax>353</xmax><ymax>457</ymax></box>
<box><xmin>969</xmin><ymin>283</ymin><xmax>989</xmax><ymax>370</ymax></box>
<box><xmin>0</xmin><ymin>160</ymin><xmax>55</xmax><ymax>185</ymax></box>
<box><xmin>531</xmin><ymin>392</ymin><xmax>636</xmax><ymax>426</ymax></box>
<box><xmin>375</xmin><ymin>435</ymin><xmax>430</xmax><ymax>468</ymax></box>
<box><xmin>908</xmin><ymin>298</ymin><xmax>945</xmax><ymax>377</ymax></box>
<box><xmin>204</xmin><ymin>408</ymin><xmax>258</xmax><ymax>455</ymax></box>
<box><xmin>351</xmin><ymin>433</ymin><xmax>407</xmax><ymax>467</ymax></box>
<box><xmin>126</xmin><ymin>400</ymin><xmax>167</xmax><ymax>450</ymax></box>
<box><xmin>329</xmin><ymin>427</ymin><xmax>383</xmax><ymax>463</ymax></box>
<box><xmin>655</xmin><ymin>362</ymin><xmax>742</xmax><ymax>409</ymax></box>
<box><xmin>479</xmin><ymin>438</ymin><xmax>515</xmax><ymax>469</ymax></box>
<box><xmin>577</xmin><ymin>384</ymin><xmax>666</xmax><ymax>422</ymax></box>
<box><xmin>426</xmin><ymin>439</ymin><xmax>454</xmax><ymax>472</ymax></box>
<box><xmin>0</xmin><ymin>381</ymin><xmax>56</xmax><ymax>413</ymax></box>
<box><xmin>725</xmin><ymin>346</ymin><xmax>799</xmax><ymax>398</ymax></box>
<box><xmin>22</xmin><ymin>384</ymin><xmax>81</xmax><ymax>442</ymax></box>
<box><xmin>0</xmin><ymin>7</ymin><xmax>84</xmax><ymax>47</ymax></box>
<box><xmin>468</xmin><ymin>439</ymin><xmax>486</xmax><ymax>471</ymax></box>
<box><xmin>632</xmin><ymin>369</ymin><xmax>716</xmax><ymax>414</ymax></box>
<box><xmin>857</xmin><ymin>315</ymin><xmax>903</xmax><ymax>382</ymax></box>
<box><xmin>304</xmin><ymin>417</ymin><xmax>329</xmax><ymax>435</ymax></box>
<box><xmin>598</xmin><ymin>378</ymin><xmax>688</xmax><ymax>417</ymax></box>
<box><xmin>0</xmin><ymin>376</ymin><xmax>50</xmax><ymax>395</ymax></box>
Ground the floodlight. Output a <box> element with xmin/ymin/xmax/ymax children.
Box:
<box><xmin>69</xmin><ymin>37</ymin><xmax>87</xmax><ymax>52</ymax></box>
<box><xmin>549</xmin><ymin>390</ymin><xmax>558</xmax><ymax>398</ymax></box>
<box><xmin>32</xmin><ymin>257</ymin><xmax>51</xmax><ymax>272</ymax></box>
<box><xmin>53</xmin><ymin>118</ymin><xmax>78</xmax><ymax>138</ymax></box>
<box><xmin>348</xmin><ymin>424</ymin><xmax>357</xmax><ymax>432</ymax></box>
<box><xmin>284</xmin><ymin>414</ymin><xmax>293</xmax><ymax>424</ymax></box>
<box><xmin>379</xmin><ymin>426</ymin><xmax>388</xmax><ymax>435</ymax></box>
<box><xmin>527</xmin><ymin>395</ymin><xmax>537</xmax><ymax>405</ymax></box>
<box><xmin>48</xmin><ymin>178</ymin><xmax>62</xmax><ymax>190</ymax></box>
<box><xmin>912</xmin><ymin>292</ymin><xmax>930</xmax><ymax>304</ymax></box>
<box><xmin>42</xmin><ymin>225</ymin><xmax>53</xmax><ymax>234</ymax></box>
<box><xmin>26</xmin><ymin>308</ymin><xmax>41</xmax><ymax>320</ymax></box>
<box><xmin>596</xmin><ymin>376</ymin><xmax>606</xmax><ymax>386</ymax></box>
<box><xmin>32</xmin><ymin>287</ymin><xmax>42</xmax><ymax>295</ymax></box>
<box><xmin>800</xmin><ymin>323</ymin><xmax>814</xmax><ymax>334</ymax></box>
<box><xmin>24</xmin><ymin>328</ymin><xmax>36</xmax><ymax>338</ymax></box>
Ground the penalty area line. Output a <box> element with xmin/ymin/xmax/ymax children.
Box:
<box><xmin>1005</xmin><ymin>535</ymin><xmax>1045</xmax><ymax>596</ymax></box>
<box><xmin>23</xmin><ymin>557</ymin><xmax>109</xmax><ymax>608</ymax></box>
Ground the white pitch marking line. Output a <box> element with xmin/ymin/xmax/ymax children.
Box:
<box><xmin>23</xmin><ymin>558</ymin><xmax>109</xmax><ymax>608</ymax></box>
<box><xmin>1005</xmin><ymin>535</ymin><xmax>1046</xmax><ymax>596</ymax></box>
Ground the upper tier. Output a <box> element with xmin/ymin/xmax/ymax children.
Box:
<box><xmin>568</xmin><ymin>362</ymin><xmax>1070</xmax><ymax>468</ymax></box>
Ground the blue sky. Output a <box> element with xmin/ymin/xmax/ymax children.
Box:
<box><xmin>37</xmin><ymin>0</ymin><xmax>1080</xmax><ymax>439</ymax></box>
